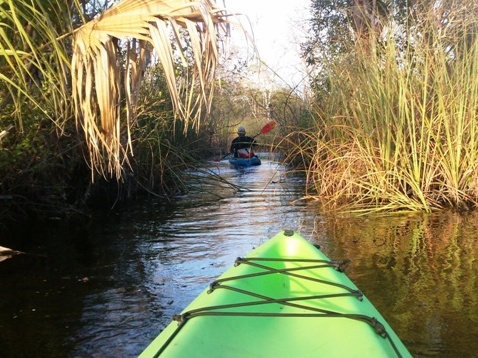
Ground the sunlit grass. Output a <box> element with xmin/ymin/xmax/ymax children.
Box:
<box><xmin>287</xmin><ymin>7</ymin><xmax>478</xmax><ymax>213</ymax></box>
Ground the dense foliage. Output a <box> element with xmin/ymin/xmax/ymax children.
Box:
<box><xmin>0</xmin><ymin>0</ymin><xmax>228</xmax><ymax>226</ymax></box>
<box><xmin>291</xmin><ymin>0</ymin><xmax>478</xmax><ymax>213</ymax></box>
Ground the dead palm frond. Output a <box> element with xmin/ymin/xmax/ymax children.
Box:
<box><xmin>72</xmin><ymin>0</ymin><xmax>228</xmax><ymax>179</ymax></box>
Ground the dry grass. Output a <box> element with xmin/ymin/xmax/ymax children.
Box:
<box><xmin>286</xmin><ymin>2</ymin><xmax>478</xmax><ymax>213</ymax></box>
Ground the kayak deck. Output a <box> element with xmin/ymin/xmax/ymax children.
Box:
<box><xmin>140</xmin><ymin>230</ymin><xmax>411</xmax><ymax>357</ymax></box>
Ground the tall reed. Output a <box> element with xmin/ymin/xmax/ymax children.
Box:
<box><xmin>296</xmin><ymin>6</ymin><xmax>478</xmax><ymax>213</ymax></box>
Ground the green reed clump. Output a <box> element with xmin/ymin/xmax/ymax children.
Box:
<box><xmin>297</xmin><ymin>9</ymin><xmax>478</xmax><ymax>213</ymax></box>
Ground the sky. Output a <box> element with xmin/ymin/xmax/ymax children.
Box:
<box><xmin>221</xmin><ymin>0</ymin><xmax>311</xmax><ymax>89</ymax></box>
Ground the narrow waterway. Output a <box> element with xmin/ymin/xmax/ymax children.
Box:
<box><xmin>1</xmin><ymin>156</ymin><xmax>478</xmax><ymax>357</ymax></box>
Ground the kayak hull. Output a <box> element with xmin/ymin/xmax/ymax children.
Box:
<box><xmin>140</xmin><ymin>230</ymin><xmax>411</xmax><ymax>358</ymax></box>
<box><xmin>229</xmin><ymin>156</ymin><xmax>261</xmax><ymax>168</ymax></box>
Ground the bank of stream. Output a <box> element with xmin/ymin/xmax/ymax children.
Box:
<box><xmin>1</xmin><ymin>155</ymin><xmax>478</xmax><ymax>357</ymax></box>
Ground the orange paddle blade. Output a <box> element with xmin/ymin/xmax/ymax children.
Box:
<box><xmin>259</xmin><ymin>121</ymin><xmax>276</xmax><ymax>135</ymax></box>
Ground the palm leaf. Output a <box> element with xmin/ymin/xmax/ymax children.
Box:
<box><xmin>72</xmin><ymin>0</ymin><xmax>227</xmax><ymax>179</ymax></box>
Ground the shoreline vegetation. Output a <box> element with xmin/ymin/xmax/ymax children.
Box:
<box><xmin>3</xmin><ymin>1</ymin><xmax>478</xmax><ymax>231</ymax></box>
<box><xmin>281</xmin><ymin>0</ymin><xmax>478</xmax><ymax>214</ymax></box>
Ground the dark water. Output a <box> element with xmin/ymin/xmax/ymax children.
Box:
<box><xmin>1</xmin><ymin>156</ymin><xmax>478</xmax><ymax>357</ymax></box>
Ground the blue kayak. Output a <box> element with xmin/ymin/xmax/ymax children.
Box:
<box><xmin>229</xmin><ymin>156</ymin><xmax>261</xmax><ymax>168</ymax></box>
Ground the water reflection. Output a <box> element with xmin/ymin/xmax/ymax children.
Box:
<box><xmin>69</xmin><ymin>158</ymin><xmax>319</xmax><ymax>357</ymax></box>
<box><xmin>2</xmin><ymin>158</ymin><xmax>478</xmax><ymax>357</ymax></box>
<box><xmin>317</xmin><ymin>212</ymin><xmax>478</xmax><ymax>357</ymax></box>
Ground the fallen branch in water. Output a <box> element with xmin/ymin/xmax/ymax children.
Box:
<box><xmin>0</xmin><ymin>246</ymin><xmax>24</xmax><ymax>263</ymax></box>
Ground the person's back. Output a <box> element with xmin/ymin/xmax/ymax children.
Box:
<box><xmin>230</xmin><ymin>126</ymin><xmax>256</xmax><ymax>158</ymax></box>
